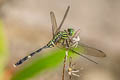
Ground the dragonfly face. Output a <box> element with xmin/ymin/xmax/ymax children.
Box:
<box><xmin>67</xmin><ymin>28</ymin><xmax>75</xmax><ymax>36</ymax></box>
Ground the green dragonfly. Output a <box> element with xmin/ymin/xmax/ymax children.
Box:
<box><xmin>13</xmin><ymin>6</ymin><xmax>106</xmax><ymax>68</ymax></box>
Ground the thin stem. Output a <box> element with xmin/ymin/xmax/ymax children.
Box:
<box><xmin>62</xmin><ymin>50</ymin><xmax>68</xmax><ymax>80</ymax></box>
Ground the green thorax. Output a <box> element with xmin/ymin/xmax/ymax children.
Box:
<box><xmin>47</xmin><ymin>28</ymin><xmax>75</xmax><ymax>47</ymax></box>
<box><xmin>53</xmin><ymin>31</ymin><xmax>68</xmax><ymax>41</ymax></box>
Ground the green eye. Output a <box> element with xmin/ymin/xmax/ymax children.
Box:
<box><xmin>68</xmin><ymin>28</ymin><xmax>75</xmax><ymax>36</ymax></box>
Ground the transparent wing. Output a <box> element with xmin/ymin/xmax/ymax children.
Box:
<box><xmin>55</xmin><ymin>6</ymin><xmax>70</xmax><ymax>35</ymax></box>
<box><xmin>50</xmin><ymin>11</ymin><xmax>58</xmax><ymax>37</ymax></box>
<box><xmin>77</xmin><ymin>42</ymin><xmax>106</xmax><ymax>57</ymax></box>
<box><xmin>70</xmin><ymin>49</ymin><xmax>98</xmax><ymax>64</ymax></box>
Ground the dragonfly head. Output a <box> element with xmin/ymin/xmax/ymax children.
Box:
<box><xmin>67</xmin><ymin>28</ymin><xmax>75</xmax><ymax>36</ymax></box>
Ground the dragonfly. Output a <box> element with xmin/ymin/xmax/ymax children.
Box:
<box><xmin>13</xmin><ymin>5</ymin><xmax>106</xmax><ymax>69</ymax></box>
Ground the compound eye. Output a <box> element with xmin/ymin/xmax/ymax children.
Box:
<box><xmin>68</xmin><ymin>29</ymin><xmax>71</xmax><ymax>32</ymax></box>
<box><xmin>69</xmin><ymin>31</ymin><xmax>72</xmax><ymax>36</ymax></box>
<box><xmin>68</xmin><ymin>28</ymin><xmax>75</xmax><ymax>36</ymax></box>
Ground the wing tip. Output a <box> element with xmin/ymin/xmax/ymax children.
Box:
<box><xmin>103</xmin><ymin>53</ymin><xmax>107</xmax><ymax>57</ymax></box>
<box><xmin>98</xmin><ymin>50</ymin><xmax>106</xmax><ymax>57</ymax></box>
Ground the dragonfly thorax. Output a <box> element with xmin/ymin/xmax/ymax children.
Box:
<box><xmin>47</xmin><ymin>28</ymin><xmax>80</xmax><ymax>48</ymax></box>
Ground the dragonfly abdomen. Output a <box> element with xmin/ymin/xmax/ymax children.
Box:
<box><xmin>13</xmin><ymin>45</ymin><xmax>48</xmax><ymax>67</ymax></box>
<box><xmin>47</xmin><ymin>31</ymin><xmax>68</xmax><ymax>48</ymax></box>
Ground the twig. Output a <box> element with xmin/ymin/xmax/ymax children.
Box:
<box><xmin>62</xmin><ymin>50</ymin><xmax>68</xmax><ymax>80</ymax></box>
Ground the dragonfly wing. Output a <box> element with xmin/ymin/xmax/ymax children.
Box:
<box><xmin>50</xmin><ymin>11</ymin><xmax>58</xmax><ymax>37</ymax></box>
<box><xmin>77</xmin><ymin>42</ymin><xmax>106</xmax><ymax>57</ymax></box>
<box><xmin>70</xmin><ymin>49</ymin><xmax>98</xmax><ymax>64</ymax></box>
<box><xmin>55</xmin><ymin>6</ymin><xmax>70</xmax><ymax>34</ymax></box>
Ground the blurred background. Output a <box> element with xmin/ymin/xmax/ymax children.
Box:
<box><xmin>0</xmin><ymin>0</ymin><xmax>120</xmax><ymax>80</ymax></box>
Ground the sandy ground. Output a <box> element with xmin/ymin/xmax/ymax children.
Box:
<box><xmin>1</xmin><ymin>0</ymin><xmax>120</xmax><ymax>80</ymax></box>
